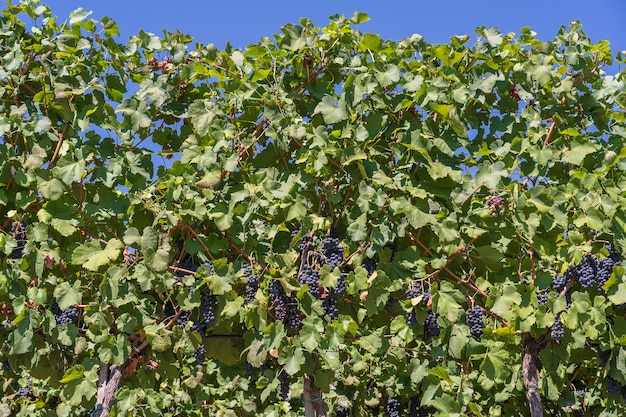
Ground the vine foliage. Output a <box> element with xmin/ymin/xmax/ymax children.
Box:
<box><xmin>1</xmin><ymin>2</ymin><xmax>626</xmax><ymax>416</ymax></box>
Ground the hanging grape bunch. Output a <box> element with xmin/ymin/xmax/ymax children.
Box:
<box><xmin>295</xmin><ymin>227</ymin><xmax>345</xmax><ymax>320</ymax></box>
<box><xmin>485</xmin><ymin>194</ymin><xmax>504</xmax><ymax>215</ymax></box>
<box><xmin>423</xmin><ymin>310</ymin><xmax>440</xmax><ymax>340</ymax></box>
<box><xmin>244</xmin><ymin>264</ymin><xmax>259</xmax><ymax>303</ymax></box>
<box><xmin>405</xmin><ymin>281</ymin><xmax>430</xmax><ymax>326</ymax></box>
<box><xmin>384</xmin><ymin>398</ymin><xmax>402</xmax><ymax>417</ymax></box>
<box><xmin>50</xmin><ymin>301</ymin><xmax>80</xmax><ymax>327</ymax></box>
<box><xmin>576</xmin><ymin>254</ymin><xmax>596</xmax><ymax>289</ymax></box>
<box><xmin>269</xmin><ymin>279</ymin><xmax>301</xmax><ymax>330</ymax></box>
<box><xmin>466</xmin><ymin>306</ymin><xmax>485</xmax><ymax>338</ymax></box>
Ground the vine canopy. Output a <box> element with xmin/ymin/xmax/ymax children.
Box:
<box><xmin>1</xmin><ymin>1</ymin><xmax>626</xmax><ymax>416</ymax></box>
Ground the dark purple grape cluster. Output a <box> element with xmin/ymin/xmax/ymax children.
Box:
<box><xmin>177</xmin><ymin>310</ymin><xmax>191</xmax><ymax>327</ymax></box>
<box><xmin>551</xmin><ymin>313</ymin><xmax>565</xmax><ymax>341</ymax></box>
<box><xmin>554</xmin><ymin>248</ymin><xmax>622</xmax><ymax>295</ymax></box>
<box><xmin>362</xmin><ymin>257</ymin><xmax>377</xmax><ymax>277</ymax></box>
<box><xmin>598</xmin><ymin>349</ymin><xmax>611</xmax><ymax>365</ymax></box>
<box><xmin>269</xmin><ymin>280</ymin><xmax>301</xmax><ymax>330</ymax></box>
<box><xmin>595</xmin><ymin>257</ymin><xmax>614</xmax><ymax>289</ymax></box>
<box><xmin>607</xmin><ymin>245</ymin><xmax>622</xmax><ymax>265</ymax></box>
<box><xmin>485</xmin><ymin>194</ymin><xmax>504</xmax><ymax>215</ymax></box>
<box><xmin>406</xmin><ymin>282</ymin><xmax>430</xmax><ymax>306</ymax></box>
<box><xmin>244</xmin><ymin>361</ymin><xmax>254</xmax><ymax>375</ymax></box>
<box><xmin>194</xmin><ymin>343</ymin><xmax>206</xmax><ymax>364</ymax></box>
<box><xmin>576</xmin><ymin>255</ymin><xmax>597</xmax><ymax>289</ymax></box>
<box><xmin>298</xmin><ymin>234</ymin><xmax>313</xmax><ymax>254</ymax></box>
<box><xmin>406</xmin><ymin>308</ymin><xmax>416</xmax><ymax>325</ymax></box>
<box><xmin>176</xmin><ymin>259</ymin><xmax>199</xmax><ymax>277</ymax></box>
<box><xmin>322</xmin><ymin>296</ymin><xmax>338</xmax><ymax>320</ymax></box>
<box><xmin>334</xmin><ymin>274</ymin><xmax>347</xmax><ymax>295</ymax></box>
<box><xmin>537</xmin><ymin>290</ymin><xmax>548</xmax><ymax>306</ymax></box>
<box><xmin>321</xmin><ymin>228</ymin><xmax>343</xmax><ymax>270</ymax></box>
<box><xmin>424</xmin><ymin>310</ymin><xmax>440</xmax><ymax>339</ymax></box>
<box><xmin>190</xmin><ymin>321</ymin><xmax>207</xmax><ymax>364</ymax></box>
<box><xmin>278</xmin><ymin>370</ymin><xmax>290</xmax><ymax>400</ymax></box>
<box><xmin>16</xmin><ymin>386</ymin><xmax>34</xmax><ymax>400</ymax></box>
<box><xmin>51</xmin><ymin>301</ymin><xmax>80</xmax><ymax>326</ymax></box>
<box><xmin>406</xmin><ymin>282</ymin><xmax>422</xmax><ymax>299</ymax></box>
<box><xmin>552</xmin><ymin>271</ymin><xmax>569</xmax><ymax>293</ymax></box>
<box><xmin>10</xmin><ymin>221</ymin><xmax>27</xmax><ymax>259</ymax></box>
<box><xmin>406</xmin><ymin>282</ymin><xmax>430</xmax><ymax>326</ymax></box>
<box><xmin>466</xmin><ymin>306</ymin><xmax>485</xmax><ymax>337</ymax></box>
<box><xmin>191</xmin><ymin>321</ymin><xmax>205</xmax><ymax>337</ymax></box>
<box><xmin>384</xmin><ymin>398</ymin><xmax>401</xmax><ymax>417</ymax></box>
<box><xmin>335</xmin><ymin>405</ymin><xmax>349</xmax><ymax>417</ymax></box>
<box><xmin>200</xmin><ymin>289</ymin><xmax>217</xmax><ymax>326</ymax></box>
<box><xmin>298</xmin><ymin>264</ymin><xmax>321</xmax><ymax>298</ymax></box>
<box><xmin>244</xmin><ymin>264</ymin><xmax>259</xmax><ymax>303</ymax></box>
<box><xmin>607</xmin><ymin>376</ymin><xmax>622</xmax><ymax>395</ymax></box>
<box><xmin>296</xmin><ymin>228</ymin><xmax>345</xmax><ymax>322</ymax></box>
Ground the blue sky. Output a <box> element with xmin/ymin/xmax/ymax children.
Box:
<box><xmin>39</xmin><ymin>0</ymin><xmax>626</xmax><ymax>73</ymax></box>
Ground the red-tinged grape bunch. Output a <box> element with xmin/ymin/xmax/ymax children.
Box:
<box><xmin>485</xmin><ymin>194</ymin><xmax>504</xmax><ymax>215</ymax></box>
<box><xmin>51</xmin><ymin>301</ymin><xmax>80</xmax><ymax>326</ymax></box>
<box><xmin>384</xmin><ymin>398</ymin><xmax>402</xmax><ymax>417</ymax></box>
<box><xmin>466</xmin><ymin>306</ymin><xmax>485</xmax><ymax>337</ymax></box>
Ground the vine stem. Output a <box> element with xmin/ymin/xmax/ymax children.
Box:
<box><xmin>543</xmin><ymin>118</ymin><xmax>557</xmax><ymax>146</ymax></box>
<box><xmin>302</xmin><ymin>374</ymin><xmax>327</xmax><ymax>417</ymax></box>
<box><xmin>521</xmin><ymin>333</ymin><xmax>545</xmax><ymax>417</ymax></box>
<box><xmin>94</xmin><ymin>334</ymin><xmax>151</xmax><ymax>416</ymax></box>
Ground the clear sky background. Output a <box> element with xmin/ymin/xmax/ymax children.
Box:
<box><xmin>37</xmin><ymin>0</ymin><xmax>626</xmax><ymax>74</ymax></box>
